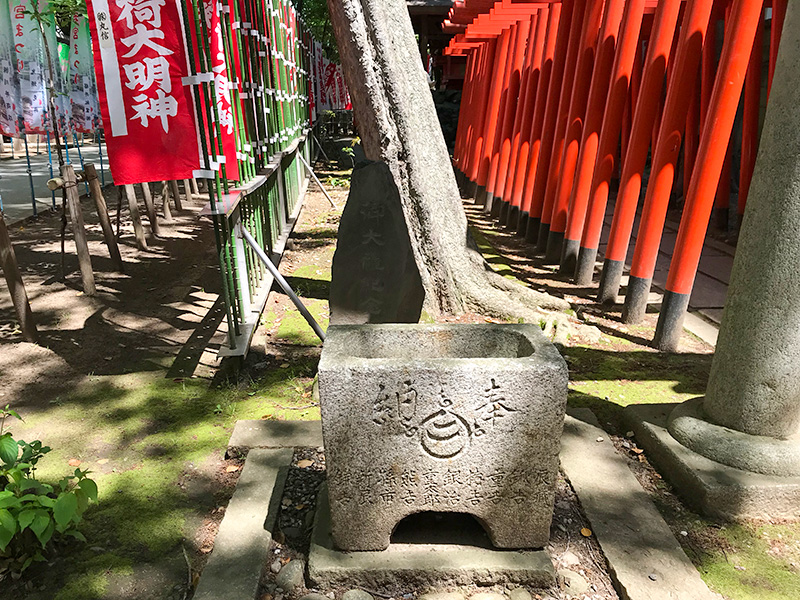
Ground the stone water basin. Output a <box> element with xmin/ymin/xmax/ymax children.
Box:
<box><xmin>318</xmin><ymin>323</ymin><xmax>568</xmax><ymax>551</ymax></box>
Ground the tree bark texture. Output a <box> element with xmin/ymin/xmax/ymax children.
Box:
<box><xmin>326</xmin><ymin>0</ymin><xmax>568</xmax><ymax>320</ymax></box>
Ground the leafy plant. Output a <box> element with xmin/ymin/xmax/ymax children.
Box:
<box><xmin>0</xmin><ymin>405</ymin><xmax>97</xmax><ymax>577</ymax></box>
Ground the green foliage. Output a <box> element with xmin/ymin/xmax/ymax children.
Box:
<box><xmin>325</xmin><ymin>176</ymin><xmax>349</xmax><ymax>187</ymax></box>
<box><xmin>300</xmin><ymin>0</ymin><xmax>339</xmax><ymax>61</ymax></box>
<box><xmin>0</xmin><ymin>406</ymin><xmax>96</xmax><ymax>577</ymax></box>
<box><xmin>24</xmin><ymin>0</ymin><xmax>86</xmax><ymax>36</ymax></box>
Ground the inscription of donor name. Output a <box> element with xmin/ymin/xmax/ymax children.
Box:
<box><xmin>330</xmin><ymin>464</ymin><xmax>554</xmax><ymax>507</ymax></box>
<box><xmin>371</xmin><ymin>378</ymin><xmax>517</xmax><ymax>459</ymax></box>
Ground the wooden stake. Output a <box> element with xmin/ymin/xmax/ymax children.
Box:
<box><xmin>169</xmin><ymin>180</ymin><xmax>183</xmax><ymax>211</ymax></box>
<box><xmin>124</xmin><ymin>184</ymin><xmax>148</xmax><ymax>251</ymax></box>
<box><xmin>61</xmin><ymin>164</ymin><xmax>97</xmax><ymax>296</ymax></box>
<box><xmin>116</xmin><ymin>187</ymin><xmax>123</xmax><ymax>238</ymax></box>
<box><xmin>84</xmin><ymin>164</ymin><xmax>123</xmax><ymax>272</ymax></box>
<box><xmin>0</xmin><ymin>213</ymin><xmax>38</xmax><ymax>342</ymax></box>
<box><xmin>140</xmin><ymin>182</ymin><xmax>161</xmax><ymax>237</ymax></box>
<box><xmin>183</xmin><ymin>179</ymin><xmax>192</xmax><ymax>203</ymax></box>
<box><xmin>190</xmin><ymin>178</ymin><xmax>199</xmax><ymax>195</ymax></box>
<box><xmin>161</xmin><ymin>181</ymin><xmax>173</xmax><ymax>220</ymax></box>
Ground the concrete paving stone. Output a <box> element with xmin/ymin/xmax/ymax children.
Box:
<box><xmin>697</xmin><ymin>255</ymin><xmax>733</xmax><ymax>285</ymax></box>
<box><xmin>683</xmin><ymin>312</ymin><xmax>719</xmax><ymax>346</ymax></box>
<box><xmin>686</xmin><ymin>272</ymin><xmax>729</xmax><ymax>310</ymax></box>
<box><xmin>193</xmin><ymin>448</ymin><xmax>293</xmax><ymax>600</ymax></box>
<box><xmin>228</xmin><ymin>419</ymin><xmax>324</xmax><ymax>453</ymax></box>
<box><xmin>624</xmin><ymin>403</ymin><xmax>800</xmax><ymax>521</ymax></box>
<box><xmin>560</xmin><ymin>409</ymin><xmax>721</xmax><ymax>600</ymax></box>
<box><xmin>695</xmin><ymin>308</ymin><xmax>724</xmax><ymax>327</ymax></box>
<box><xmin>308</xmin><ymin>486</ymin><xmax>555</xmax><ymax>589</ymax></box>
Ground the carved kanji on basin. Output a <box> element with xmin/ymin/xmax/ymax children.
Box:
<box><xmin>318</xmin><ymin>324</ymin><xmax>569</xmax><ymax>551</ymax></box>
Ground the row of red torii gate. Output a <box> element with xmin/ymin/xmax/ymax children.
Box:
<box><xmin>444</xmin><ymin>0</ymin><xmax>784</xmax><ymax>351</ymax></box>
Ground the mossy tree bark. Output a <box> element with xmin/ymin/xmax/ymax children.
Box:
<box><xmin>326</xmin><ymin>0</ymin><xmax>569</xmax><ymax>322</ymax></box>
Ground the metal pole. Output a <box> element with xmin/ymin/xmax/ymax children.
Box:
<box><xmin>46</xmin><ymin>132</ymin><xmax>56</xmax><ymax>208</ymax></box>
<box><xmin>23</xmin><ymin>135</ymin><xmax>37</xmax><ymax>217</ymax></box>
<box><xmin>73</xmin><ymin>132</ymin><xmax>90</xmax><ymax>196</ymax></box>
<box><xmin>98</xmin><ymin>133</ymin><xmax>106</xmax><ymax>186</ymax></box>
<box><xmin>240</xmin><ymin>225</ymin><xmax>325</xmax><ymax>342</ymax></box>
<box><xmin>297</xmin><ymin>152</ymin><xmax>336</xmax><ymax>208</ymax></box>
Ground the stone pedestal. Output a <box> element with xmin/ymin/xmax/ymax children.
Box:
<box><xmin>318</xmin><ymin>324</ymin><xmax>568</xmax><ymax>551</ymax></box>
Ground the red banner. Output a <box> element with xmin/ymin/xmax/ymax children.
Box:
<box><xmin>86</xmin><ymin>0</ymin><xmax>200</xmax><ymax>185</ymax></box>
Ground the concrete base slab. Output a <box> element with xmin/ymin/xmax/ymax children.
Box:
<box><xmin>308</xmin><ymin>486</ymin><xmax>555</xmax><ymax>589</ymax></box>
<box><xmin>561</xmin><ymin>409</ymin><xmax>721</xmax><ymax>600</ymax></box>
<box><xmin>193</xmin><ymin>448</ymin><xmax>294</xmax><ymax>600</ymax></box>
<box><xmin>624</xmin><ymin>403</ymin><xmax>800</xmax><ymax>521</ymax></box>
<box><xmin>228</xmin><ymin>419</ymin><xmax>323</xmax><ymax>454</ymax></box>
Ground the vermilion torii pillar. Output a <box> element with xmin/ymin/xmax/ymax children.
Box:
<box><xmin>573</xmin><ymin>0</ymin><xmax>648</xmax><ymax>286</ymax></box>
<box><xmin>532</xmin><ymin>0</ymin><xmax>586</xmax><ymax>254</ymax></box>
<box><xmin>522</xmin><ymin>0</ymin><xmax>576</xmax><ymax>245</ymax></box>
<box><xmin>514</xmin><ymin>5</ymin><xmax>563</xmax><ymax>238</ymax></box>
<box><xmin>501</xmin><ymin>9</ymin><xmax>547</xmax><ymax>229</ymax></box>
<box><xmin>595</xmin><ymin>0</ymin><xmax>682</xmax><ymax>304</ymax></box>
<box><xmin>540</xmin><ymin>0</ymin><xmax>603</xmax><ymax>262</ymax></box>
<box><xmin>653</xmin><ymin>0</ymin><xmax>765</xmax><ymax>351</ymax></box>
<box><xmin>558</xmin><ymin>0</ymin><xmax>626</xmax><ymax>274</ymax></box>
<box><xmin>621</xmin><ymin>0</ymin><xmax>714</xmax><ymax>324</ymax></box>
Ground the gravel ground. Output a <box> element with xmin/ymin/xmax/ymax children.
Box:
<box><xmin>255</xmin><ymin>449</ymin><xmax>619</xmax><ymax>600</ymax></box>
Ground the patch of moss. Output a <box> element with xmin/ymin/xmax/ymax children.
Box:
<box><xmin>469</xmin><ymin>227</ymin><xmax>516</xmax><ymax>279</ymax></box>
<box><xmin>274</xmin><ymin>298</ymin><xmax>329</xmax><ymax>346</ymax></box>
<box><xmin>7</xmin><ymin>367</ymin><xmax>318</xmax><ymax>598</ymax></box>
<box><xmin>694</xmin><ymin>523</ymin><xmax>800</xmax><ymax>600</ymax></box>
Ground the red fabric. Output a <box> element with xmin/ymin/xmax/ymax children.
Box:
<box><xmin>86</xmin><ymin>0</ymin><xmax>200</xmax><ymax>185</ymax></box>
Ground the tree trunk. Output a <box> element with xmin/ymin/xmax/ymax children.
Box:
<box><xmin>326</xmin><ymin>0</ymin><xmax>568</xmax><ymax>321</ymax></box>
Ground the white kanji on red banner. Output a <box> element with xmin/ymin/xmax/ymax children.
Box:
<box><xmin>87</xmin><ymin>0</ymin><xmax>200</xmax><ymax>185</ymax></box>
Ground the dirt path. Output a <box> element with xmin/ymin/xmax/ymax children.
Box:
<box><xmin>1</xmin><ymin>183</ymin><xmax>226</xmax><ymax>416</ymax></box>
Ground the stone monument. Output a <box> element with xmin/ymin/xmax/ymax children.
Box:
<box><xmin>329</xmin><ymin>160</ymin><xmax>425</xmax><ymax>325</ymax></box>
<box><xmin>318</xmin><ymin>323</ymin><xmax>568</xmax><ymax>551</ymax></box>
